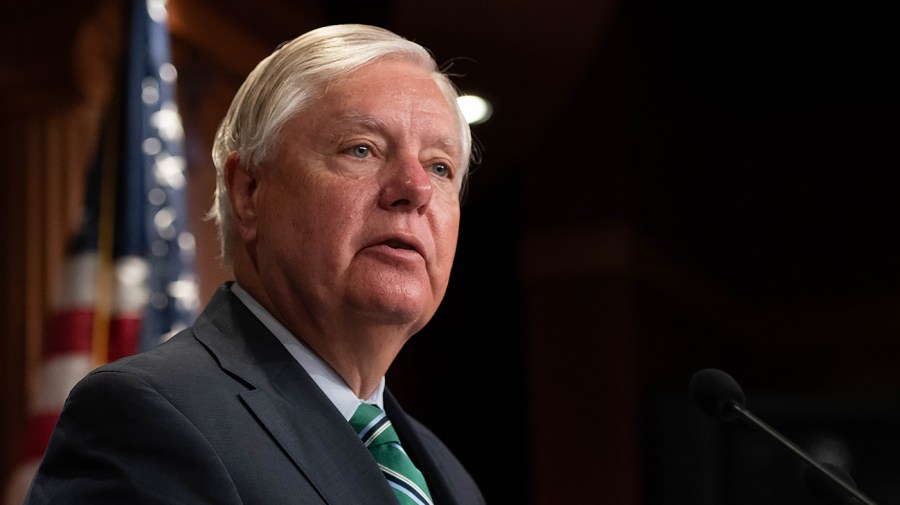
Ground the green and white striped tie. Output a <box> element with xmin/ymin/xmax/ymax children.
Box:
<box><xmin>350</xmin><ymin>403</ymin><xmax>434</xmax><ymax>505</ymax></box>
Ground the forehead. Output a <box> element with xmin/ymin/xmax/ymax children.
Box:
<box><xmin>326</xmin><ymin>58</ymin><xmax>446</xmax><ymax>104</ymax></box>
<box><xmin>314</xmin><ymin>60</ymin><xmax>462</xmax><ymax>145</ymax></box>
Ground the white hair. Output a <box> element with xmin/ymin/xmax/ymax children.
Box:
<box><xmin>209</xmin><ymin>24</ymin><xmax>473</xmax><ymax>265</ymax></box>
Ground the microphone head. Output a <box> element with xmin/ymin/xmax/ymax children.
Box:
<box><xmin>689</xmin><ymin>368</ymin><xmax>746</xmax><ymax>422</ymax></box>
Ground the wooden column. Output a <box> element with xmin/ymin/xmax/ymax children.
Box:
<box><xmin>522</xmin><ymin>220</ymin><xmax>644</xmax><ymax>504</ymax></box>
<box><xmin>0</xmin><ymin>0</ymin><xmax>122</xmax><ymax>491</ymax></box>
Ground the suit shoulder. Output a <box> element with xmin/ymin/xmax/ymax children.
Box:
<box><xmin>87</xmin><ymin>327</ymin><xmax>223</xmax><ymax>396</ymax></box>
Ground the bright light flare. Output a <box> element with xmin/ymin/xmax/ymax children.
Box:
<box><xmin>457</xmin><ymin>95</ymin><xmax>492</xmax><ymax>125</ymax></box>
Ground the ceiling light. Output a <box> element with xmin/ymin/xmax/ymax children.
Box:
<box><xmin>457</xmin><ymin>95</ymin><xmax>492</xmax><ymax>125</ymax></box>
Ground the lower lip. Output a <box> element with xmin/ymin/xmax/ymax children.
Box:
<box><xmin>362</xmin><ymin>244</ymin><xmax>423</xmax><ymax>262</ymax></box>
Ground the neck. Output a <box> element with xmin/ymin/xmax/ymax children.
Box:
<box><xmin>233</xmin><ymin>262</ymin><xmax>411</xmax><ymax>399</ymax></box>
<box><xmin>307</xmin><ymin>329</ymin><xmax>403</xmax><ymax>398</ymax></box>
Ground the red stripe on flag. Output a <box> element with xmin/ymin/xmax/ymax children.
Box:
<box><xmin>43</xmin><ymin>311</ymin><xmax>144</xmax><ymax>361</ymax></box>
<box><xmin>108</xmin><ymin>315</ymin><xmax>142</xmax><ymax>362</ymax></box>
<box><xmin>43</xmin><ymin>310</ymin><xmax>94</xmax><ymax>357</ymax></box>
<box><xmin>17</xmin><ymin>412</ymin><xmax>60</xmax><ymax>462</ymax></box>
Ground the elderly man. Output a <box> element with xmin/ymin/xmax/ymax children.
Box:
<box><xmin>26</xmin><ymin>24</ymin><xmax>484</xmax><ymax>505</ymax></box>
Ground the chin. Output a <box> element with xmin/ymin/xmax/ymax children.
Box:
<box><xmin>373</xmin><ymin>301</ymin><xmax>432</xmax><ymax>327</ymax></box>
<box><xmin>350</xmin><ymin>292</ymin><xmax>437</xmax><ymax>329</ymax></box>
<box><xmin>344</xmin><ymin>273</ymin><xmax>445</xmax><ymax>329</ymax></box>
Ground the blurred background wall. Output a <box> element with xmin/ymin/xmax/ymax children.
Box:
<box><xmin>2</xmin><ymin>0</ymin><xmax>898</xmax><ymax>503</ymax></box>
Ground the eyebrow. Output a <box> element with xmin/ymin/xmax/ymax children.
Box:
<box><xmin>329</xmin><ymin>112</ymin><xmax>461</xmax><ymax>153</ymax></box>
<box><xmin>330</xmin><ymin>112</ymin><xmax>389</xmax><ymax>132</ymax></box>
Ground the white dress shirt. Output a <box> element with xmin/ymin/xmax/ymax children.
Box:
<box><xmin>230</xmin><ymin>283</ymin><xmax>385</xmax><ymax>421</ymax></box>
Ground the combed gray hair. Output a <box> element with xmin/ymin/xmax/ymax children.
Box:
<box><xmin>209</xmin><ymin>24</ymin><xmax>473</xmax><ymax>265</ymax></box>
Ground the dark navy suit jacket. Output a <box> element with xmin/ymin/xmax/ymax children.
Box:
<box><xmin>26</xmin><ymin>285</ymin><xmax>485</xmax><ymax>504</ymax></box>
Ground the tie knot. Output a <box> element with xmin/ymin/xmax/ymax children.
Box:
<box><xmin>350</xmin><ymin>403</ymin><xmax>400</xmax><ymax>447</ymax></box>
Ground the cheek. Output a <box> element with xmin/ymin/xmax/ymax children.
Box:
<box><xmin>258</xmin><ymin>187</ymin><xmax>323</xmax><ymax>260</ymax></box>
<box><xmin>305</xmin><ymin>181</ymin><xmax>376</xmax><ymax>256</ymax></box>
<box><xmin>433</xmin><ymin>205</ymin><xmax>461</xmax><ymax>263</ymax></box>
<box><xmin>328</xmin><ymin>184</ymin><xmax>375</xmax><ymax>227</ymax></box>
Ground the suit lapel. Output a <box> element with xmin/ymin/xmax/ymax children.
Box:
<box><xmin>385</xmin><ymin>390</ymin><xmax>458</xmax><ymax>505</ymax></box>
<box><xmin>192</xmin><ymin>286</ymin><xmax>399</xmax><ymax>505</ymax></box>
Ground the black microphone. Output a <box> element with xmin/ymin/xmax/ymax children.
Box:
<box><xmin>689</xmin><ymin>369</ymin><xmax>878</xmax><ymax>505</ymax></box>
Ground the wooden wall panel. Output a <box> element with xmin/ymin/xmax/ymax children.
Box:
<box><xmin>0</xmin><ymin>1</ymin><xmax>121</xmax><ymax>492</ymax></box>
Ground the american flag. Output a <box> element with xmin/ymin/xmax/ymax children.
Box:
<box><xmin>3</xmin><ymin>1</ymin><xmax>197</xmax><ymax>503</ymax></box>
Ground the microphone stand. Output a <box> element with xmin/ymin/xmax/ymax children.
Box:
<box><xmin>729</xmin><ymin>400</ymin><xmax>878</xmax><ymax>505</ymax></box>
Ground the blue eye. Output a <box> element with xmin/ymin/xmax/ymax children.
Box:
<box><xmin>351</xmin><ymin>145</ymin><xmax>369</xmax><ymax>158</ymax></box>
<box><xmin>432</xmin><ymin>163</ymin><xmax>450</xmax><ymax>178</ymax></box>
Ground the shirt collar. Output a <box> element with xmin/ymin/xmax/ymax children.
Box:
<box><xmin>230</xmin><ymin>282</ymin><xmax>385</xmax><ymax>420</ymax></box>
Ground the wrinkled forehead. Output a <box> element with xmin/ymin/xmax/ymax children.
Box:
<box><xmin>328</xmin><ymin>58</ymin><xmax>460</xmax><ymax>117</ymax></box>
<box><xmin>306</xmin><ymin>59</ymin><xmax>465</xmax><ymax>156</ymax></box>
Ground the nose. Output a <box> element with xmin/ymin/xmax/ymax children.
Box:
<box><xmin>378</xmin><ymin>155</ymin><xmax>433</xmax><ymax>213</ymax></box>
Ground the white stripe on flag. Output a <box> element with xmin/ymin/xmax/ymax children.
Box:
<box><xmin>29</xmin><ymin>354</ymin><xmax>92</xmax><ymax>415</ymax></box>
<box><xmin>56</xmin><ymin>252</ymin><xmax>98</xmax><ymax>310</ymax></box>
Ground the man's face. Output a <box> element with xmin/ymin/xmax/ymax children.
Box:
<box><xmin>249</xmin><ymin>59</ymin><xmax>464</xmax><ymax>336</ymax></box>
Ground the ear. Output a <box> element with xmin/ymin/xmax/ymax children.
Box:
<box><xmin>224</xmin><ymin>152</ymin><xmax>259</xmax><ymax>244</ymax></box>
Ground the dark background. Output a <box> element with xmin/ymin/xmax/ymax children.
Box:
<box><xmin>392</xmin><ymin>0</ymin><xmax>900</xmax><ymax>502</ymax></box>
<box><xmin>3</xmin><ymin>0</ymin><xmax>899</xmax><ymax>503</ymax></box>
